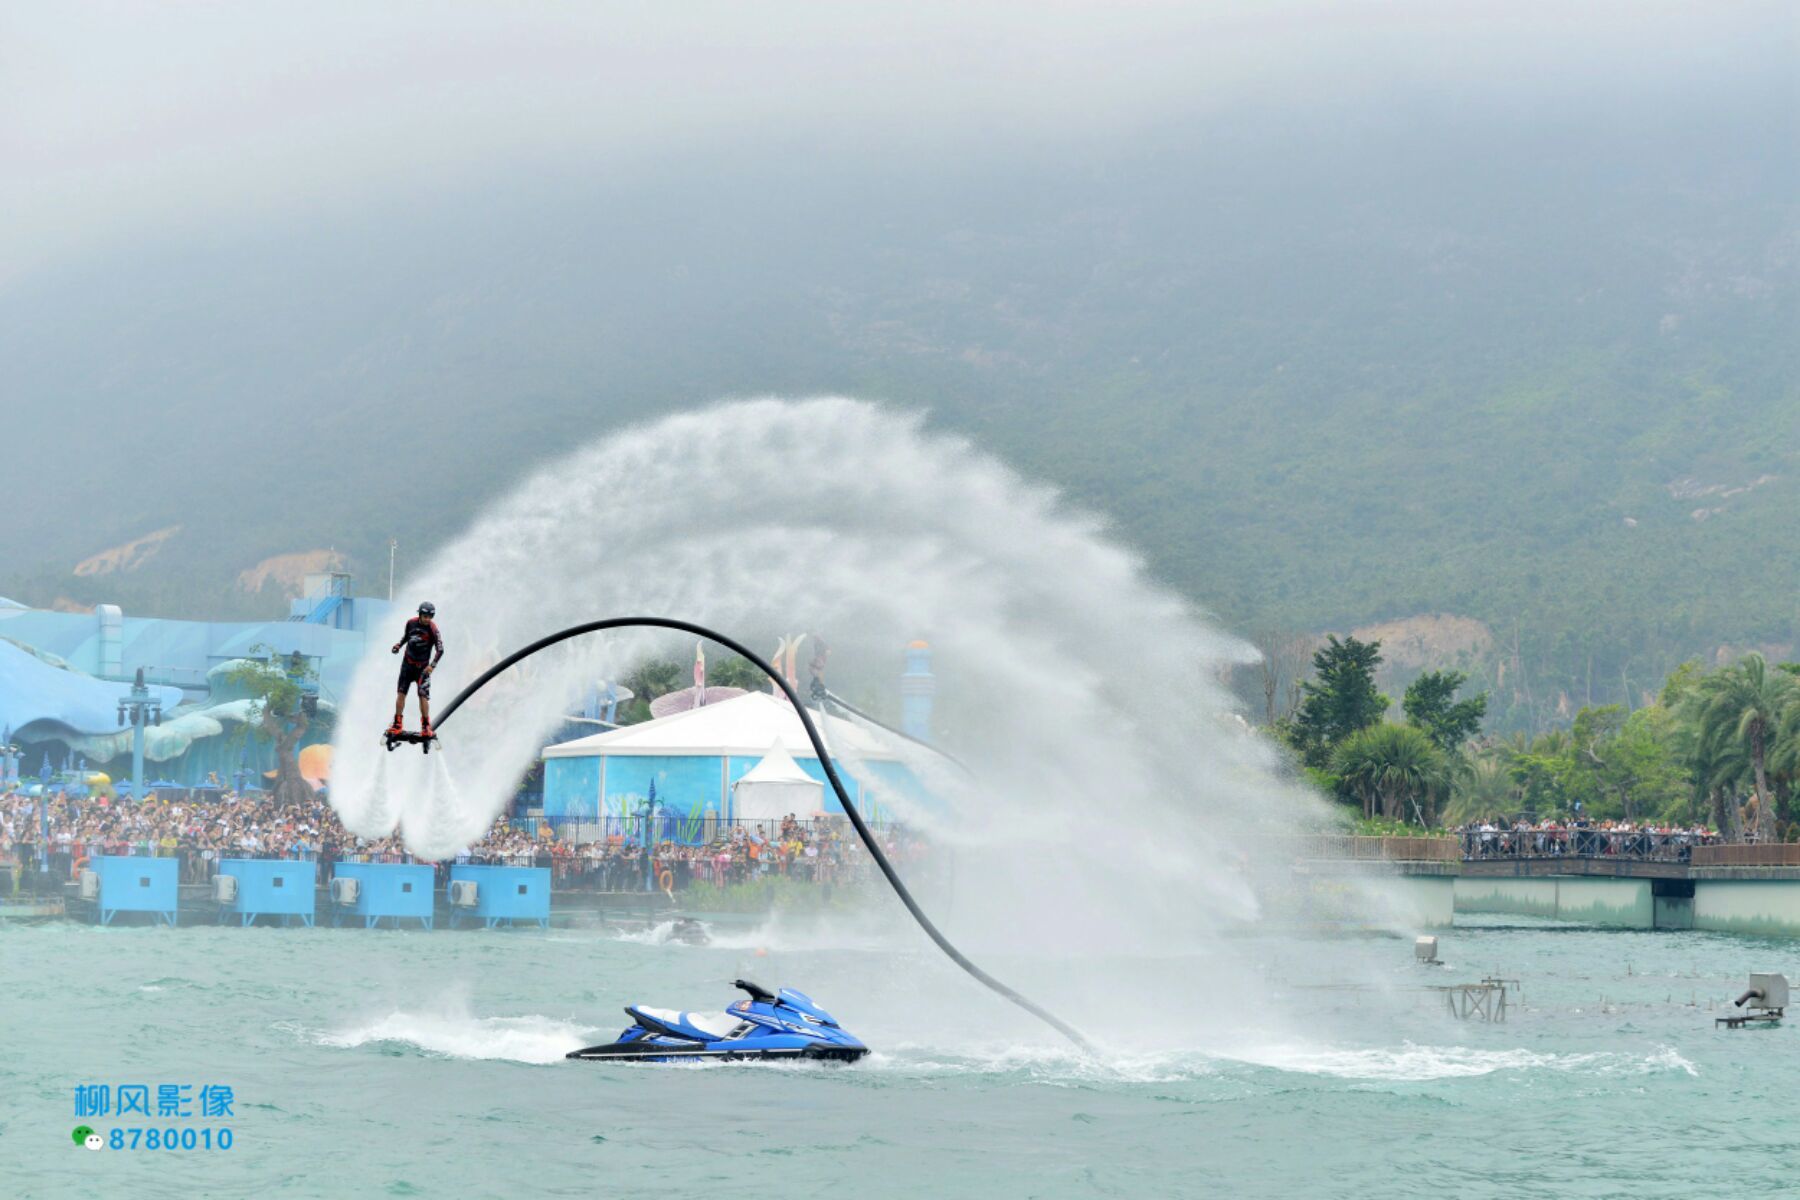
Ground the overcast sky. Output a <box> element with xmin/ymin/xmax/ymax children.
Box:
<box><xmin>2</xmin><ymin>1</ymin><xmax>1790</xmax><ymax>287</ymax></box>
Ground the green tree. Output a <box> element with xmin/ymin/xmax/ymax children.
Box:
<box><xmin>223</xmin><ymin>648</ymin><xmax>322</xmax><ymax>808</ymax></box>
<box><xmin>1769</xmin><ymin>701</ymin><xmax>1800</xmax><ymax>838</ymax></box>
<box><xmin>618</xmin><ymin>658</ymin><xmax>683</xmax><ymax>724</ymax></box>
<box><xmin>1688</xmin><ymin>654</ymin><xmax>1797</xmax><ymax>842</ymax></box>
<box><xmin>1330</xmin><ymin>723</ymin><xmax>1453</xmax><ymax>825</ymax></box>
<box><xmin>1659</xmin><ymin>660</ymin><xmax>1707</xmax><ymax>709</ymax></box>
<box><xmin>1289</xmin><ymin>635</ymin><xmax>1389</xmax><ymax>769</ymax></box>
<box><xmin>1674</xmin><ymin>702</ymin><xmax>1746</xmax><ymax>841</ymax></box>
<box><xmin>1497</xmin><ymin>729</ymin><xmax>1575</xmax><ymax>817</ymax></box>
<box><xmin>1564</xmin><ymin>704</ymin><xmax>1689</xmax><ymax>822</ymax></box>
<box><xmin>708</xmin><ymin>655</ymin><xmax>769</xmax><ymax>692</ymax></box>
<box><xmin>1444</xmin><ymin>753</ymin><xmax>1516</xmax><ymax>825</ymax></box>
<box><xmin>1403</xmin><ymin>669</ymin><xmax>1489</xmax><ymax>752</ymax></box>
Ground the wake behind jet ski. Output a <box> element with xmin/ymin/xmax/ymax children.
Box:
<box><xmin>567</xmin><ymin>979</ymin><xmax>868</xmax><ymax>1063</ymax></box>
<box><xmin>668</xmin><ymin>917</ymin><xmax>710</xmax><ymax>945</ymax></box>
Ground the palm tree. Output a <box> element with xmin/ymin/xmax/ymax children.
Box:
<box><xmin>1442</xmin><ymin>752</ymin><xmax>1513</xmax><ymax>826</ymax></box>
<box><xmin>1496</xmin><ymin>728</ymin><xmax>1571</xmax><ymax>819</ymax></box>
<box><xmin>1331</xmin><ymin>724</ymin><xmax>1453</xmax><ymax>826</ymax></box>
<box><xmin>1688</xmin><ymin>655</ymin><xmax>1798</xmax><ymax>842</ymax></box>
<box><xmin>1767</xmin><ymin>701</ymin><xmax>1800</xmax><ymax>839</ymax></box>
<box><xmin>1676</xmin><ymin>712</ymin><xmax>1745</xmax><ymax>841</ymax></box>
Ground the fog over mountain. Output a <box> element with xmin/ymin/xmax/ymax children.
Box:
<box><xmin>2</xmin><ymin>2</ymin><xmax>1795</xmax><ymax>727</ymax></box>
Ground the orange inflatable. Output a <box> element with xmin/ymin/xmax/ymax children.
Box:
<box><xmin>298</xmin><ymin>743</ymin><xmax>333</xmax><ymax>786</ymax></box>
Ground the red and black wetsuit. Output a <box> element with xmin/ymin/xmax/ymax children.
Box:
<box><xmin>397</xmin><ymin>616</ymin><xmax>444</xmax><ymax>698</ymax></box>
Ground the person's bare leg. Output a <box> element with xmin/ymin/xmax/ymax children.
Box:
<box><xmin>419</xmin><ymin>694</ymin><xmax>432</xmax><ymax>736</ymax></box>
<box><xmin>390</xmin><ymin>692</ymin><xmax>406</xmax><ymax>731</ymax></box>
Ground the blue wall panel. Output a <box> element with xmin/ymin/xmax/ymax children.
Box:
<box><xmin>448</xmin><ymin>865</ymin><xmax>551</xmax><ymax>929</ymax></box>
<box><xmin>330</xmin><ymin>861</ymin><xmax>434</xmax><ymax>929</ymax></box>
<box><xmin>602</xmin><ymin>755</ymin><xmax>726</xmax><ymax>819</ymax></box>
<box><xmin>543</xmin><ymin>757</ymin><xmax>600</xmax><ymax>817</ymax></box>
<box><xmin>93</xmin><ymin>855</ymin><xmax>179</xmax><ymax>925</ymax></box>
<box><xmin>543</xmin><ymin>751</ymin><xmax>929</xmax><ymax>824</ymax></box>
<box><xmin>217</xmin><ymin>858</ymin><xmax>316</xmax><ymax>925</ymax></box>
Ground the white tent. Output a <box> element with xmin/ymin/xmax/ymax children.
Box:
<box><xmin>731</xmin><ymin>741</ymin><xmax>826</xmax><ymax>821</ymax></box>
<box><xmin>542</xmin><ymin>691</ymin><xmax>894</xmax><ymax>761</ymax></box>
<box><xmin>539</xmin><ymin>691</ymin><xmax>906</xmax><ymax>820</ymax></box>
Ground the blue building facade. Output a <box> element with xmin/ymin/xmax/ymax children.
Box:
<box><xmin>900</xmin><ymin>641</ymin><xmax>935</xmax><ymax>740</ymax></box>
<box><xmin>542</xmin><ymin>752</ymin><xmax>924</xmax><ymax>825</ymax></box>
<box><xmin>0</xmin><ymin>575</ymin><xmax>395</xmax><ymax>786</ymax></box>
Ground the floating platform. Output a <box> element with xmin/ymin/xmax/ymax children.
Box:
<box><xmin>1716</xmin><ymin>1011</ymin><xmax>1783</xmax><ymax>1029</ymax></box>
<box><xmin>86</xmin><ymin>855</ymin><xmax>179</xmax><ymax>926</ymax></box>
<box><xmin>1429</xmin><ymin>977</ymin><xmax>1516</xmax><ymax>1022</ymax></box>
<box><xmin>446</xmin><ymin>865</ymin><xmax>552</xmax><ymax>929</ymax></box>
<box><xmin>329</xmin><ymin>862</ymin><xmax>435</xmax><ymax>930</ymax></box>
<box><xmin>0</xmin><ymin>899</ymin><xmax>66</xmax><ymax>921</ymax></box>
<box><xmin>215</xmin><ymin>858</ymin><xmax>317</xmax><ymax>927</ymax></box>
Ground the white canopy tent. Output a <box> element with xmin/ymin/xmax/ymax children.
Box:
<box><xmin>731</xmin><ymin>741</ymin><xmax>826</xmax><ymax>821</ymax></box>
<box><xmin>542</xmin><ymin>691</ymin><xmax>894</xmax><ymax>762</ymax></box>
<box><xmin>540</xmin><ymin>691</ymin><xmax>907</xmax><ymax>821</ymax></box>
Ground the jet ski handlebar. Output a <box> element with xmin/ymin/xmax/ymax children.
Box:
<box><xmin>734</xmin><ymin>979</ymin><xmax>777</xmax><ymax>1004</ymax></box>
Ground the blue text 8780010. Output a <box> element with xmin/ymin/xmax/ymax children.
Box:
<box><xmin>108</xmin><ymin>1127</ymin><xmax>234</xmax><ymax>1151</ymax></box>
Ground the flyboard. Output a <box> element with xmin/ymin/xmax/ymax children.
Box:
<box><xmin>382</xmin><ymin>729</ymin><xmax>437</xmax><ymax>754</ymax></box>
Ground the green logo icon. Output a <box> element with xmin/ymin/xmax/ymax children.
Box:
<box><xmin>72</xmin><ymin>1125</ymin><xmax>103</xmax><ymax>1150</ymax></box>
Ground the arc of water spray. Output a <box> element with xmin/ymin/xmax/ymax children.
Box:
<box><xmin>820</xmin><ymin>687</ymin><xmax>973</xmax><ymax>776</ymax></box>
<box><xmin>431</xmin><ymin>615</ymin><xmax>1094</xmax><ymax>1054</ymax></box>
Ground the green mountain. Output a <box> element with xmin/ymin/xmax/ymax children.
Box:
<box><xmin>3</xmin><ymin>88</ymin><xmax>1794</xmax><ymax>731</ymax></box>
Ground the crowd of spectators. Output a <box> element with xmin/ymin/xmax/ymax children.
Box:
<box><xmin>0</xmin><ymin>788</ymin><xmax>909</xmax><ymax>894</ymax></box>
<box><xmin>533</xmin><ymin>813</ymin><xmax>922</xmax><ymax>891</ymax></box>
<box><xmin>1458</xmin><ymin>817</ymin><xmax>1720</xmax><ymax>863</ymax></box>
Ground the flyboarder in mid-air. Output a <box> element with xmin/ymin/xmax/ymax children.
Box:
<box><xmin>386</xmin><ymin>601</ymin><xmax>444</xmax><ymax>748</ymax></box>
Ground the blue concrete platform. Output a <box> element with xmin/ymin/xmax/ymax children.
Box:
<box><xmin>88</xmin><ymin>855</ymin><xmax>179</xmax><ymax>926</ymax></box>
<box><xmin>447</xmin><ymin>865</ymin><xmax>551</xmax><ymax>929</ymax></box>
<box><xmin>329</xmin><ymin>862</ymin><xmax>434</xmax><ymax>930</ymax></box>
<box><xmin>216</xmin><ymin>858</ymin><xmax>317</xmax><ymax>927</ymax></box>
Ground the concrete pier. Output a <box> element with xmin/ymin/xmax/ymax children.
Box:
<box><xmin>1283</xmin><ymin>836</ymin><xmax>1461</xmax><ymax>930</ymax></box>
<box><xmin>1450</xmin><ymin>846</ymin><xmax>1800</xmax><ymax>935</ymax></box>
<box><xmin>1453</xmin><ymin>876</ymin><xmax>1667</xmax><ymax>928</ymax></box>
<box><xmin>1687</xmin><ymin>849</ymin><xmax>1800</xmax><ymax>935</ymax></box>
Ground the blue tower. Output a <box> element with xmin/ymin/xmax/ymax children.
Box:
<box><xmin>900</xmin><ymin>640</ymin><xmax>935</xmax><ymax>741</ymax></box>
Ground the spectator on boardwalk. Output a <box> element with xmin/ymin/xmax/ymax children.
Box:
<box><xmin>1457</xmin><ymin>818</ymin><xmax>1718</xmax><ymax>862</ymax></box>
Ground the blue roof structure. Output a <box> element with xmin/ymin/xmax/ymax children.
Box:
<box><xmin>0</xmin><ymin>638</ymin><xmax>182</xmax><ymax>742</ymax></box>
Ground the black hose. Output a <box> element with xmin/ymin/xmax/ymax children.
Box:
<box><xmin>433</xmin><ymin>616</ymin><xmax>1093</xmax><ymax>1053</ymax></box>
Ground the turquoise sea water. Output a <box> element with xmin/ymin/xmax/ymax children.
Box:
<box><xmin>4</xmin><ymin>912</ymin><xmax>1796</xmax><ymax>1199</ymax></box>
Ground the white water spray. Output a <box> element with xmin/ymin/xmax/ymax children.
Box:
<box><xmin>331</xmin><ymin>398</ymin><xmax>1332</xmax><ymax>963</ymax></box>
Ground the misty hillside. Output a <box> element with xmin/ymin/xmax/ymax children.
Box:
<box><xmin>3</xmin><ymin>83</ymin><xmax>1796</xmax><ymax>730</ymax></box>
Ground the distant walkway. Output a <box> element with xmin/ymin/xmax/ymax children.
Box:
<box><xmin>1286</xmin><ymin>831</ymin><xmax>1800</xmax><ymax>883</ymax></box>
<box><xmin>1459</xmin><ymin>827</ymin><xmax>1711</xmax><ymax>866</ymax></box>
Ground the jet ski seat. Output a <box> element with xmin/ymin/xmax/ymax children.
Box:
<box><xmin>627</xmin><ymin>1006</ymin><xmax>747</xmax><ymax>1042</ymax></box>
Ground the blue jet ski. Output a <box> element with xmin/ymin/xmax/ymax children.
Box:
<box><xmin>567</xmin><ymin>979</ymin><xmax>868</xmax><ymax>1063</ymax></box>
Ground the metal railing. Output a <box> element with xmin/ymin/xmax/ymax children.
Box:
<box><xmin>1691</xmin><ymin>843</ymin><xmax>1800</xmax><ymax>868</ymax></box>
<box><xmin>1283</xmin><ymin>835</ymin><xmax>1461</xmax><ymax>862</ymax></box>
<box><xmin>1458</xmin><ymin>829</ymin><xmax>1714</xmax><ymax>864</ymax></box>
<box><xmin>505</xmin><ymin>813</ymin><xmax>892</xmax><ymax>848</ymax></box>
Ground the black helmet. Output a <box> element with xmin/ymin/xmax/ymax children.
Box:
<box><xmin>418</xmin><ymin>602</ymin><xmax>436</xmax><ymax>618</ymax></box>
